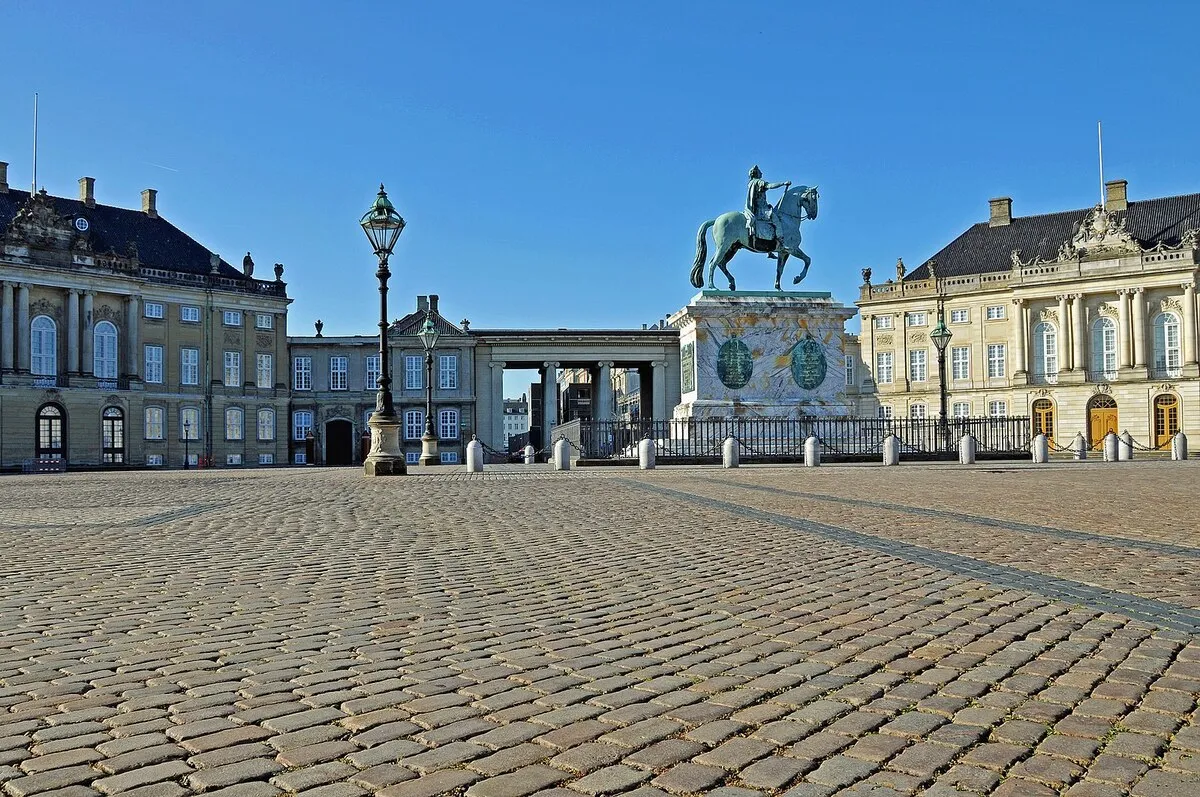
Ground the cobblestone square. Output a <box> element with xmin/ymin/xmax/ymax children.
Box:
<box><xmin>1</xmin><ymin>462</ymin><xmax>1198</xmax><ymax>797</ymax></box>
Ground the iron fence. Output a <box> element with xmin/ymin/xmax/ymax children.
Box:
<box><xmin>578</xmin><ymin>416</ymin><xmax>1032</xmax><ymax>461</ymax></box>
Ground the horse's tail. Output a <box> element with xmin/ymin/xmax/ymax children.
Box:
<box><xmin>690</xmin><ymin>219</ymin><xmax>715</xmax><ymax>288</ymax></box>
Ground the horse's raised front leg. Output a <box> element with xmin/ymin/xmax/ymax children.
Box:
<box><xmin>790</xmin><ymin>247</ymin><xmax>812</xmax><ymax>285</ymax></box>
<box><xmin>774</xmin><ymin>250</ymin><xmax>789</xmax><ymax>291</ymax></box>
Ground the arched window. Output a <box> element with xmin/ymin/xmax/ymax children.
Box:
<box><xmin>225</xmin><ymin>407</ymin><xmax>244</xmax><ymax>441</ymax></box>
<box><xmin>102</xmin><ymin>407</ymin><xmax>125</xmax><ymax>464</ymax></box>
<box><xmin>1091</xmin><ymin>317</ymin><xmax>1117</xmax><ymax>380</ymax></box>
<box><xmin>257</xmin><ymin>408</ymin><xmax>275</xmax><ymax>441</ymax></box>
<box><xmin>31</xmin><ymin>316</ymin><xmax>56</xmax><ymax>376</ymax></box>
<box><xmin>1031</xmin><ymin>321</ymin><xmax>1057</xmax><ymax>382</ymax></box>
<box><xmin>181</xmin><ymin>407</ymin><xmax>201</xmax><ymax>440</ymax></box>
<box><xmin>1153</xmin><ymin>312</ymin><xmax>1182</xmax><ymax>377</ymax></box>
<box><xmin>144</xmin><ymin>407</ymin><xmax>165</xmax><ymax>440</ymax></box>
<box><xmin>93</xmin><ymin>321</ymin><xmax>118</xmax><ymax>378</ymax></box>
<box><xmin>438</xmin><ymin>409</ymin><xmax>459</xmax><ymax>440</ymax></box>
<box><xmin>36</xmin><ymin>404</ymin><xmax>65</xmax><ymax>458</ymax></box>
<box><xmin>404</xmin><ymin>410</ymin><xmax>424</xmax><ymax>440</ymax></box>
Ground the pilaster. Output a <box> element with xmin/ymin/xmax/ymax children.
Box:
<box><xmin>0</xmin><ymin>281</ymin><xmax>12</xmax><ymax>372</ymax></box>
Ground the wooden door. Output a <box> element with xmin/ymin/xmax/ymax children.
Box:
<box><xmin>1088</xmin><ymin>405</ymin><xmax>1118</xmax><ymax>448</ymax></box>
<box><xmin>1032</xmin><ymin>399</ymin><xmax>1055</xmax><ymax>446</ymax></box>
<box><xmin>1154</xmin><ymin>395</ymin><xmax>1179</xmax><ymax>448</ymax></box>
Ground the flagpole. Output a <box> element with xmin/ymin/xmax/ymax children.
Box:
<box><xmin>1097</xmin><ymin>120</ymin><xmax>1104</xmax><ymax>206</ymax></box>
<box><xmin>32</xmin><ymin>93</ymin><xmax>38</xmax><ymax>194</ymax></box>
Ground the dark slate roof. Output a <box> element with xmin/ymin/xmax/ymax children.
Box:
<box><xmin>0</xmin><ymin>188</ymin><xmax>245</xmax><ymax>279</ymax></box>
<box><xmin>906</xmin><ymin>192</ymin><xmax>1200</xmax><ymax>281</ymax></box>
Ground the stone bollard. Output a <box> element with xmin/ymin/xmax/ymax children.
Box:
<box><xmin>959</xmin><ymin>434</ymin><xmax>976</xmax><ymax>465</ymax></box>
<box><xmin>1031</xmin><ymin>434</ymin><xmax>1049</xmax><ymax>464</ymax></box>
<box><xmin>553</xmin><ymin>437</ymin><xmax>571</xmax><ymax>471</ymax></box>
<box><xmin>722</xmin><ymin>437</ymin><xmax>739</xmax><ymax>468</ymax></box>
<box><xmin>1071</xmin><ymin>432</ymin><xmax>1087</xmax><ymax>460</ymax></box>
<box><xmin>1118</xmin><ymin>431</ymin><xmax>1134</xmax><ymax>461</ymax></box>
<box><xmin>1102</xmin><ymin>432</ymin><xmax>1119</xmax><ymax>462</ymax></box>
<box><xmin>882</xmin><ymin>435</ymin><xmax>900</xmax><ymax>466</ymax></box>
<box><xmin>523</xmin><ymin>444</ymin><xmax>535</xmax><ymax>465</ymax></box>
<box><xmin>638</xmin><ymin>438</ymin><xmax>656</xmax><ymax>470</ymax></box>
<box><xmin>804</xmin><ymin>436</ymin><xmax>821</xmax><ymax>467</ymax></box>
<box><xmin>465</xmin><ymin>437</ymin><xmax>484</xmax><ymax>472</ymax></box>
<box><xmin>1173</xmin><ymin>431</ymin><xmax>1189</xmax><ymax>461</ymax></box>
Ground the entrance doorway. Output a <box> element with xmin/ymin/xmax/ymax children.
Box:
<box><xmin>1087</xmin><ymin>394</ymin><xmax>1118</xmax><ymax>448</ymax></box>
<box><xmin>325</xmin><ymin>419</ymin><xmax>354</xmax><ymax>466</ymax></box>
<box><xmin>36</xmin><ymin>404</ymin><xmax>66</xmax><ymax>460</ymax></box>
<box><xmin>1031</xmin><ymin>398</ymin><xmax>1055</xmax><ymax>446</ymax></box>
<box><xmin>101</xmin><ymin>407</ymin><xmax>125</xmax><ymax>464</ymax></box>
<box><xmin>1154</xmin><ymin>394</ymin><xmax>1180</xmax><ymax>448</ymax></box>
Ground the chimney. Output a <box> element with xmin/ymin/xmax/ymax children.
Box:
<box><xmin>416</xmin><ymin>295</ymin><xmax>429</xmax><ymax>313</ymax></box>
<box><xmin>988</xmin><ymin>197</ymin><xmax>1012</xmax><ymax>227</ymax></box>
<box><xmin>79</xmin><ymin>177</ymin><xmax>95</xmax><ymax>208</ymax></box>
<box><xmin>429</xmin><ymin>294</ymin><xmax>439</xmax><ymax>314</ymax></box>
<box><xmin>1105</xmin><ymin>179</ymin><xmax>1128</xmax><ymax>212</ymax></box>
<box><xmin>0</xmin><ymin>162</ymin><xmax>9</xmax><ymax>193</ymax></box>
<box><xmin>141</xmin><ymin>188</ymin><xmax>158</xmax><ymax>218</ymax></box>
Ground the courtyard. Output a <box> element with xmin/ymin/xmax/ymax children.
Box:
<box><xmin>0</xmin><ymin>463</ymin><xmax>1197</xmax><ymax>797</ymax></box>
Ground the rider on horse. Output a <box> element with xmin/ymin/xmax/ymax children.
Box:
<box><xmin>745</xmin><ymin>165</ymin><xmax>790</xmax><ymax>259</ymax></box>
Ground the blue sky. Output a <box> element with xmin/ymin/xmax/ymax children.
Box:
<box><xmin>4</xmin><ymin>1</ymin><xmax>1200</xmax><ymax>350</ymax></box>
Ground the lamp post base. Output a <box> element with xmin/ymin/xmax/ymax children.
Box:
<box><xmin>364</xmin><ymin>413</ymin><xmax>406</xmax><ymax>476</ymax></box>
<box><xmin>419</xmin><ymin>432</ymin><xmax>440</xmax><ymax>466</ymax></box>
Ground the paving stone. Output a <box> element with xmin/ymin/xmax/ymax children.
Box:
<box><xmin>650</xmin><ymin>762</ymin><xmax>725</xmax><ymax>795</ymax></box>
<box><xmin>270</xmin><ymin>762</ymin><xmax>357</xmax><ymax>792</ymax></box>
<box><xmin>93</xmin><ymin>761</ymin><xmax>195</xmax><ymax>795</ymax></box>
<box><xmin>466</xmin><ymin>765</ymin><xmax>569</xmax><ymax>797</ymax></box>
<box><xmin>185</xmin><ymin>758</ymin><xmax>283</xmax><ymax>791</ymax></box>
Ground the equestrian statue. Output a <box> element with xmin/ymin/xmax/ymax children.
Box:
<box><xmin>690</xmin><ymin>166</ymin><xmax>819</xmax><ymax>291</ymax></box>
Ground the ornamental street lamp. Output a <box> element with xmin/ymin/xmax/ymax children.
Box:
<box><xmin>417</xmin><ymin>311</ymin><xmax>440</xmax><ymax>466</ymax></box>
<box><xmin>361</xmin><ymin>184</ymin><xmax>408</xmax><ymax>477</ymax></box>
<box><xmin>183</xmin><ymin>419</ymin><xmax>191</xmax><ymax>470</ymax></box>
<box><xmin>930</xmin><ymin>298</ymin><xmax>953</xmax><ymax>451</ymax></box>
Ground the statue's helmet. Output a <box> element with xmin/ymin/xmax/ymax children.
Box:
<box><xmin>748</xmin><ymin>165</ymin><xmax>762</xmax><ymax>179</ymax></box>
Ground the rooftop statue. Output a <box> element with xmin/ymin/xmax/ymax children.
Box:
<box><xmin>690</xmin><ymin>166</ymin><xmax>819</xmax><ymax>291</ymax></box>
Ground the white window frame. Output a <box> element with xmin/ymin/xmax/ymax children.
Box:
<box><xmin>1033</xmin><ymin>322</ymin><xmax>1058</xmax><ymax>380</ymax></box>
<box><xmin>909</xmin><ymin>403</ymin><xmax>927</xmax><ymax>419</ymax></box>
<box><xmin>1092</xmin><ymin>318</ymin><xmax>1117</xmax><ymax>380</ymax></box>
<box><xmin>93</xmin><ymin>321</ymin><xmax>118</xmax><ymax>379</ymax></box>
<box><xmin>294</xmin><ymin>451</ymin><xmax>307</xmax><ymax>465</ymax></box>
<box><xmin>257</xmin><ymin>408</ymin><xmax>275</xmax><ymax>441</ymax></box>
<box><xmin>225</xmin><ymin>407</ymin><xmax>244</xmax><ymax>441</ymax></box>
<box><xmin>874</xmin><ymin>316</ymin><xmax>894</xmax><ymax>330</ymax></box>
<box><xmin>951</xmin><ymin>346</ymin><xmax>970</xmax><ymax>381</ymax></box>
<box><xmin>440</xmin><ymin>451</ymin><xmax>459</xmax><ymax>464</ymax></box>
<box><xmin>877</xmin><ymin>405</ymin><xmax>893</xmax><ymax>420</ymax></box>
<box><xmin>909</xmin><ymin>349</ymin><xmax>928</xmax><ymax>383</ymax></box>
<box><xmin>181</xmin><ymin>407</ymin><xmax>201</xmax><ymax>440</ymax></box>
<box><xmin>986</xmin><ymin>305</ymin><xmax>1006</xmax><ymax>321</ymax></box>
<box><xmin>844</xmin><ymin>355</ymin><xmax>854</xmax><ymax>387</ymax></box>
<box><xmin>439</xmin><ymin>354</ymin><xmax>458</xmax><ymax>390</ymax></box>
<box><xmin>255</xmin><ymin>313</ymin><xmax>273</xmax><ymax>330</ymax></box>
<box><xmin>146</xmin><ymin>454</ymin><xmax>164</xmax><ymax>466</ymax></box>
<box><xmin>256</xmin><ymin>353</ymin><xmax>273</xmax><ymax>389</ymax></box>
<box><xmin>1153</xmin><ymin>312</ymin><xmax>1182</xmax><ymax>376</ymax></box>
<box><xmin>950</xmin><ymin>309</ymin><xmax>969</xmax><ymax>324</ymax></box>
<box><xmin>180</xmin><ymin>305</ymin><xmax>201</xmax><ymax>323</ymax></box>
<box><xmin>875</xmin><ymin>351</ymin><xmax>894</xmax><ymax>384</ymax></box>
<box><xmin>438</xmin><ymin>409</ymin><xmax>459</xmax><ymax>440</ymax></box>
<box><xmin>952</xmin><ymin>401</ymin><xmax>971</xmax><ymax>419</ymax></box>
<box><xmin>144</xmin><ymin>344</ymin><xmax>163</xmax><ymax>384</ymax></box>
<box><xmin>224</xmin><ymin>351</ymin><xmax>241</xmax><ymax>387</ymax></box>
<box><xmin>330</xmin><ymin>356</ymin><xmax>349</xmax><ymax>391</ymax></box>
<box><xmin>144</xmin><ymin>406</ymin><xmax>165</xmax><ymax>440</ymax></box>
<box><xmin>222</xmin><ymin>310</ymin><xmax>243</xmax><ymax>327</ymax></box>
<box><xmin>365</xmin><ymin>355</ymin><xmax>381</xmax><ymax>390</ymax></box>
<box><xmin>405</xmin><ymin>355</ymin><xmax>423</xmax><ymax>390</ymax></box>
<box><xmin>405</xmin><ymin>452</ymin><xmax>420</xmax><ymax>464</ymax></box>
<box><xmin>181</xmin><ymin>347</ymin><xmax>199</xmax><ymax>386</ymax></box>
<box><xmin>292</xmin><ymin>410</ymin><xmax>314</xmax><ymax>441</ymax></box>
<box><xmin>404</xmin><ymin>410</ymin><xmax>424</xmax><ymax>440</ymax></box>
<box><xmin>226</xmin><ymin>454</ymin><xmax>243</xmax><ymax>466</ymax></box>
<box><xmin>293</xmin><ymin>356</ymin><xmax>312</xmax><ymax>391</ymax></box>
<box><xmin>989</xmin><ymin>400</ymin><xmax>1008</xmax><ymax>418</ymax></box>
<box><xmin>258</xmin><ymin>453</ymin><xmax>274</xmax><ymax>465</ymax></box>
<box><xmin>31</xmin><ymin>315</ymin><xmax>57</xmax><ymax>376</ymax></box>
<box><xmin>143</xmin><ymin>301</ymin><xmax>164</xmax><ymax>319</ymax></box>
<box><xmin>906</xmin><ymin>311</ymin><xmax>928</xmax><ymax>327</ymax></box>
<box><xmin>987</xmin><ymin>343</ymin><xmax>1006</xmax><ymax>379</ymax></box>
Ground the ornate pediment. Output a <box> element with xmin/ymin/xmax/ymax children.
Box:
<box><xmin>5</xmin><ymin>190</ymin><xmax>91</xmax><ymax>256</ymax></box>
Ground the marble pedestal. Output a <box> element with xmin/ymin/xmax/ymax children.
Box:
<box><xmin>669</xmin><ymin>290</ymin><xmax>857</xmax><ymax>419</ymax></box>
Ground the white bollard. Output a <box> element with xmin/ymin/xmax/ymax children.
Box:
<box><xmin>1118</xmin><ymin>431</ymin><xmax>1134</xmax><ymax>461</ymax></box>
<box><xmin>1173</xmin><ymin>431</ymin><xmax>1189</xmax><ymax>461</ymax></box>
<box><xmin>959</xmin><ymin>434</ymin><xmax>976</xmax><ymax>465</ymax></box>
<box><xmin>1031</xmin><ymin>434</ymin><xmax>1049</xmax><ymax>464</ymax></box>
<box><xmin>882</xmin><ymin>435</ymin><xmax>900</xmax><ymax>466</ymax></box>
<box><xmin>638</xmin><ymin>438</ymin><xmax>656</xmax><ymax>470</ymax></box>
<box><xmin>1072</xmin><ymin>432</ymin><xmax>1088</xmax><ymax>461</ymax></box>
<box><xmin>804</xmin><ymin>436</ymin><xmax>821</xmax><ymax>467</ymax></box>
<box><xmin>523</xmin><ymin>444</ymin><xmax>536</xmax><ymax>465</ymax></box>
<box><xmin>722</xmin><ymin>437</ymin><xmax>739</xmax><ymax>468</ymax></box>
<box><xmin>553</xmin><ymin>437</ymin><xmax>571</xmax><ymax>471</ymax></box>
<box><xmin>466</xmin><ymin>437</ymin><xmax>484</xmax><ymax>472</ymax></box>
<box><xmin>1102</xmin><ymin>432</ymin><xmax>1119</xmax><ymax>462</ymax></box>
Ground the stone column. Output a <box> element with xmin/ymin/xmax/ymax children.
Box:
<box><xmin>66</xmin><ymin>289</ymin><xmax>80</xmax><ymax>374</ymax></box>
<box><xmin>0</xmin><ymin>282</ymin><xmax>12</xmax><ymax>372</ymax></box>
<box><xmin>81</xmin><ymin>291</ymin><xmax>94</xmax><ymax>374</ymax></box>
<box><xmin>125</xmin><ymin>295</ymin><xmax>140</xmax><ymax>378</ymax></box>
<box><xmin>1131</xmin><ymin>287</ymin><xmax>1146</xmax><ymax>368</ymax></box>
<box><xmin>1184</xmin><ymin>282</ymin><xmax>1197</xmax><ymax>367</ymax></box>
<box><xmin>1117</xmin><ymin>289</ymin><xmax>1132</xmax><ymax>369</ymax></box>
<box><xmin>16</xmin><ymin>283</ymin><xmax>29</xmax><ymax>372</ymax></box>
<box><xmin>651</xmin><ymin>361</ymin><xmax>668</xmax><ymax>420</ymax></box>
<box><xmin>1056</xmin><ymin>295</ymin><xmax>1069</xmax><ymax>373</ymax></box>
<box><xmin>1012</xmin><ymin>298</ymin><xmax>1027</xmax><ymax>374</ymax></box>
<box><xmin>543</xmin><ymin>361</ymin><xmax>559</xmax><ymax>437</ymax></box>
<box><xmin>490</xmin><ymin>361</ymin><xmax>506</xmax><ymax>450</ymax></box>
<box><xmin>597</xmin><ymin>361</ymin><xmax>614</xmax><ymax>423</ymax></box>
<box><xmin>1071</xmin><ymin>293</ymin><xmax>1085</xmax><ymax>372</ymax></box>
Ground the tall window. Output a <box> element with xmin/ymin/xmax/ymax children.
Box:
<box><xmin>405</xmin><ymin>355</ymin><xmax>423</xmax><ymax>389</ymax></box>
<box><xmin>181</xmin><ymin>347</ymin><xmax>199</xmax><ymax>386</ymax></box>
<box><xmin>101</xmin><ymin>407</ymin><xmax>125</xmax><ymax>464</ymax></box>
<box><xmin>909</xmin><ymin>404</ymin><xmax>926</xmax><ymax>419</ymax></box>
<box><xmin>330</xmin><ymin>356</ymin><xmax>349</xmax><ymax>390</ymax></box>
<box><xmin>181</xmin><ymin>407</ymin><xmax>200</xmax><ymax>439</ymax></box>
<box><xmin>144</xmin><ymin>345</ymin><xmax>163</xmax><ymax>384</ymax></box>
<box><xmin>439</xmin><ymin>355</ymin><xmax>458</xmax><ymax>389</ymax></box>
<box><xmin>952</xmin><ymin>401</ymin><xmax>971</xmax><ymax>418</ymax></box>
<box><xmin>144</xmin><ymin>407</ymin><xmax>164</xmax><ymax>440</ymax></box>
<box><xmin>988</xmin><ymin>400</ymin><xmax>1008</xmax><ymax>417</ymax></box>
<box><xmin>404</xmin><ymin>410</ymin><xmax>424</xmax><ymax>440</ymax></box>
<box><xmin>951</xmin><ymin>346</ymin><xmax>970</xmax><ymax>381</ymax></box>
<box><xmin>365</xmin><ymin>355</ymin><xmax>381</xmax><ymax>390</ymax></box>
<box><xmin>875</xmin><ymin>352</ymin><xmax>894</xmax><ymax>384</ymax></box>
<box><xmin>1032</xmin><ymin>322</ymin><xmax>1058</xmax><ymax>381</ymax></box>
<box><xmin>36</xmin><ymin>404</ymin><xmax>64</xmax><ymax>457</ymax></box>
<box><xmin>1091</xmin><ymin>317</ymin><xmax>1117</xmax><ymax>380</ymax></box>
<box><xmin>909</xmin><ymin>350</ymin><xmax>927</xmax><ymax>383</ymax></box>
<box><xmin>1153</xmin><ymin>313</ymin><xmax>1182</xmax><ymax>377</ymax></box>
<box><xmin>293</xmin><ymin>356</ymin><xmax>312</xmax><ymax>390</ymax></box>
<box><xmin>31</xmin><ymin>316</ymin><xmax>56</xmax><ymax>376</ymax></box>
<box><xmin>226</xmin><ymin>407</ymin><xmax>244</xmax><ymax>440</ymax></box>
<box><xmin>257</xmin><ymin>408</ymin><xmax>275</xmax><ymax>441</ymax></box>
<box><xmin>224</xmin><ymin>351</ymin><xmax>241</xmax><ymax>386</ymax></box>
<box><xmin>256</xmin><ymin>353</ymin><xmax>273</xmax><ymax>388</ymax></box>
<box><xmin>292</xmin><ymin>410</ymin><xmax>313</xmax><ymax>441</ymax></box>
<box><xmin>94</xmin><ymin>321</ymin><xmax>118</xmax><ymax>378</ymax></box>
<box><xmin>987</xmin><ymin>344</ymin><xmax>1006</xmax><ymax>379</ymax></box>
<box><xmin>439</xmin><ymin>409</ymin><xmax>459</xmax><ymax>440</ymax></box>
<box><xmin>844</xmin><ymin>355</ymin><xmax>854</xmax><ymax>386</ymax></box>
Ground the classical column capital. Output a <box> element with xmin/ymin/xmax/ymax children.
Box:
<box><xmin>1012</xmin><ymin>297</ymin><xmax>1024</xmax><ymax>306</ymax></box>
<box><xmin>543</xmin><ymin>361</ymin><xmax>560</xmax><ymax>369</ymax></box>
<box><xmin>1182</xmin><ymin>282</ymin><xmax>1195</xmax><ymax>292</ymax></box>
<box><xmin>1055</xmin><ymin>294</ymin><xmax>1069</xmax><ymax>302</ymax></box>
<box><xmin>598</xmin><ymin>361</ymin><xmax>614</xmax><ymax>369</ymax></box>
<box><xmin>1071</xmin><ymin>293</ymin><xmax>1084</xmax><ymax>301</ymax></box>
<box><xmin>1132</xmin><ymin>286</ymin><xmax>1144</xmax><ymax>294</ymax></box>
<box><xmin>67</xmin><ymin>287</ymin><xmax>79</xmax><ymax>297</ymax></box>
<box><xmin>489</xmin><ymin>361</ymin><xmax>506</xmax><ymax>369</ymax></box>
<box><xmin>651</xmin><ymin>360</ymin><xmax>668</xmax><ymax>369</ymax></box>
<box><xmin>84</xmin><ymin>289</ymin><xmax>95</xmax><ymax>297</ymax></box>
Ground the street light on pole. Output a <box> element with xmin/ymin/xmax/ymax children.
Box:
<box><xmin>361</xmin><ymin>184</ymin><xmax>408</xmax><ymax>477</ymax></box>
<box><xmin>183</xmin><ymin>419</ymin><xmax>191</xmax><ymax>470</ymax></box>
<box><xmin>928</xmin><ymin>260</ymin><xmax>953</xmax><ymax>451</ymax></box>
<box><xmin>417</xmin><ymin>311</ymin><xmax>441</xmax><ymax>466</ymax></box>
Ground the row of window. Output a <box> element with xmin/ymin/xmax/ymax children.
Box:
<box><xmin>142</xmin><ymin>347</ymin><xmax>275</xmax><ymax>387</ymax></box>
<box><xmin>146</xmin><ymin>453</ymin><xmax>276</xmax><ymax>466</ymax></box>
<box><xmin>876</xmin><ymin>344</ymin><xmax>1008</xmax><ymax>384</ymax></box>
<box><xmin>292</xmin><ymin>354</ymin><xmax>458</xmax><ymax>391</ymax></box>
<box><xmin>291</xmin><ymin>409</ymin><xmax>460</xmax><ymax>441</ymax></box>
<box><xmin>874</xmin><ymin>306</ymin><xmax>1005</xmax><ymax>330</ymax></box>
<box><xmin>142</xmin><ymin>302</ymin><xmax>273</xmax><ymax>330</ymax></box>
<box><xmin>143</xmin><ymin>406</ymin><xmax>278</xmax><ymax>441</ymax></box>
<box><xmin>292</xmin><ymin>450</ymin><xmax>460</xmax><ymax>466</ymax></box>
<box><xmin>877</xmin><ymin>400</ymin><xmax>1010</xmax><ymax>420</ymax></box>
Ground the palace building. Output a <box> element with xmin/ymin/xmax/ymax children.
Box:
<box><xmin>0</xmin><ymin>165</ymin><xmax>292</xmax><ymax>469</ymax></box>
<box><xmin>855</xmin><ymin>179</ymin><xmax>1199</xmax><ymax>449</ymax></box>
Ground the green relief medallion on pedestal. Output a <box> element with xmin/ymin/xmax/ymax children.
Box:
<box><xmin>716</xmin><ymin>338</ymin><xmax>753</xmax><ymax>389</ymax></box>
<box><xmin>790</xmin><ymin>337</ymin><xmax>827</xmax><ymax>390</ymax></box>
<box><xmin>680</xmin><ymin>342</ymin><xmax>695</xmax><ymax>393</ymax></box>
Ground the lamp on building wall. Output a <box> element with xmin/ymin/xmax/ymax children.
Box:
<box><xmin>929</xmin><ymin>262</ymin><xmax>953</xmax><ymax>449</ymax></box>
<box><xmin>360</xmin><ymin>184</ymin><xmax>408</xmax><ymax>476</ymax></box>
<box><xmin>183</xmin><ymin>419</ymin><xmax>191</xmax><ymax>470</ymax></box>
<box><xmin>417</xmin><ymin>311</ymin><xmax>440</xmax><ymax>466</ymax></box>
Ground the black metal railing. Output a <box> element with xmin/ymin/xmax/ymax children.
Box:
<box><xmin>578</xmin><ymin>416</ymin><xmax>1031</xmax><ymax>461</ymax></box>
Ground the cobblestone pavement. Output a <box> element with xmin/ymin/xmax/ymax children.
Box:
<box><xmin>1</xmin><ymin>462</ymin><xmax>1198</xmax><ymax>797</ymax></box>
